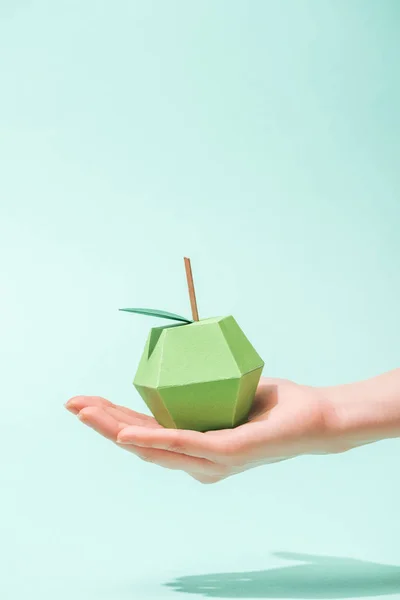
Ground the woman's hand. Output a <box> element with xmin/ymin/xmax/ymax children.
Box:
<box><xmin>65</xmin><ymin>377</ymin><xmax>348</xmax><ymax>484</ymax></box>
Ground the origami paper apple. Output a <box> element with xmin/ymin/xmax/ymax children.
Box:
<box><xmin>120</xmin><ymin>258</ymin><xmax>264</xmax><ymax>432</ymax></box>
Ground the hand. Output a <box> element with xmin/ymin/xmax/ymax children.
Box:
<box><xmin>65</xmin><ymin>377</ymin><xmax>347</xmax><ymax>484</ymax></box>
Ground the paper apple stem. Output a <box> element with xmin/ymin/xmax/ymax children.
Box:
<box><xmin>184</xmin><ymin>257</ymin><xmax>199</xmax><ymax>321</ymax></box>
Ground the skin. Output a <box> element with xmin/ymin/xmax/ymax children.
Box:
<box><xmin>65</xmin><ymin>369</ymin><xmax>400</xmax><ymax>484</ymax></box>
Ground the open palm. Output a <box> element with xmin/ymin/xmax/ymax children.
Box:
<box><xmin>65</xmin><ymin>377</ymin><xmax>341</xmax><ymax>484</ymax></box>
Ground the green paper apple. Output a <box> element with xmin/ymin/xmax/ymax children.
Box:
<box><xmin>120</xmin><ymin>309</ymin><xmax>264</xmax><ymax>432</ymax></box>
<box><xmin>120</xmin><ymin>257</ymin><xmax>264</xmax><ymax>432</ymax></box>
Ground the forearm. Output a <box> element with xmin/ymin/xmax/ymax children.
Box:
<box><xmin>323</xmin><ymin>369</ymin><xmax>400</xmax><ymax>446</ymax></box>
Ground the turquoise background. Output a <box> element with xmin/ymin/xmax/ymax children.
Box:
<box><xmin>1</xmin><ymin>1</ymin><xmax>400</xmax><ymax>599</ymax></box>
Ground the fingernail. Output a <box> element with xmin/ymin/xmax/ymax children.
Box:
<box><xmin>77</xmin><ymin>414</ymin><xmax>94</xmax><ymax>429</ymax></box>
<box><xmin>65</xmin><ymin>396</ymin><xmax>80</xmax><ymax>406</ymax></box>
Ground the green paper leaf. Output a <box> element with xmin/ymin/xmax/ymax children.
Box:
<box><xmin>119</xmin><ymin>308</ymin><xmax>192</xmax><ymax>323</ymax></box>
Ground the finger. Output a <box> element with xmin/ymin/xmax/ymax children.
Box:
<box><xmin>125</xmin><ymin>446</ymin><xmax>224</xmax><ymax>475</ymax></box>
<box><xmin>116</xmin><ymin>425</ymin><xmax>250</xmax><ymax>462</ymax></box>
<box><xmin>78</xmin><ymin>406</ymin><xmax>127</xmax><ymax>440</ymax></box>
<box><xmin>109</xmin><ymin>404</ymin><xmax>158</xmax><ymax>424</ymax></box>
<box><xmin>76</xmin><ymin>407</ymin><xmax>220</xmax><ymax>475</ymax></box>
<box><xmin>103</xmin><ymin>406</ymin><xmax>160</xmax><ymax>428</ymax></box>
<box><xmin>65</xmin><ymin>396</ymin><xmax>154</xmax><ymax>423</ymax></box>
<box><xmin>65</xmin><ymin>396</ymin><xmax>111</xmax><ymax>415</ymax></box>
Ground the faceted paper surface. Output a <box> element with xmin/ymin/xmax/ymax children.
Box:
<box><xmin>133</xmin><ymin>316</ymin><xmax>264</xmax><ymax>432</ymax></box>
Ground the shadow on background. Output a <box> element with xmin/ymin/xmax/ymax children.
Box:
<box><xmin>164</xmin><ymin>552</ymin><xmax>400</xmax><ymax>598</ymax></box>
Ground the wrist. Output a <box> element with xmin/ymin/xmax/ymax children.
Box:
<box><xmin>321</xmin><ymin>370</ymin><xmax>400</xmax><ymax>450</ymax></box>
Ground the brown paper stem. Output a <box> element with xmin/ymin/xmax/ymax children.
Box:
<box><xmin>184</xmin><ymin>257</ymin><xmax>199</xmax><ymax>321</ymax></box>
